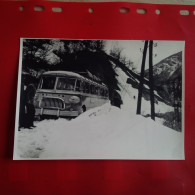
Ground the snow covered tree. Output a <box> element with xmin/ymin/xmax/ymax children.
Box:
<box><xmin>23</xmin><ymin>39</ymin><xmax>52</xmax><ymax>73</ymax></box>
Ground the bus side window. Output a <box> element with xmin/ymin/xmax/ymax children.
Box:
<box><xmin>83</xmin><ymin>82</ymin><xmax>86</xmax><ymax>93</ymax></box>
<box><xmin>75</xmin><ymin>80</ymin><xmax>83</xmax><ymax>92</ymax></box>
<box><xmin>90</xmin><ymin>85</ymin><xmax>95</xmax><ymax>94</ymax></box>
<box><xmin>90</xmin><ymin>85</ymin><xmax>93</xmax><ymax>94</ymax></box>
<box><xmin>100</xmin><ymin>88</ymin><xmax>104</xmax><ymax>96</ymax></box>
<box><xmin>104</xmin><ymin>89</ymin><xmax>108</xmax><ymax>97</ymax></box>
<box><xmin>84</xmin><ymin>82</ymin><xmax>90</xmax><ymax>94</ymax></box>
<box><xmin>80</xmin><ymin>81</ymin><xmax>84</xmax><ymax>92</ymax></box>
<box><xmin>95</xmin><ymin>86</ymin><xmax>100</xmax><ymax>95</ymax></box>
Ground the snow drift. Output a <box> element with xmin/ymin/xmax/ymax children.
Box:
<box><xmin>14</xmin><ymin>102</ymin><xmax>184</xmax><ymax>160</ymax></box>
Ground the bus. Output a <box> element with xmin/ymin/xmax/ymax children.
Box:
<box><xmin>34</xmin><ymin>71</ymin><xmax>109</xmax><ymax>117</ymax></box>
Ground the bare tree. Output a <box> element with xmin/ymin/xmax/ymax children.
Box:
<box><xmin>136</xmin><ymin>41</ymin><xmax>149</xmax><ymax>115</ymax></box>
<box><xmin>149</xmin><ymin>40</ymin><xmax>155</xmax><ymax>120</ymax></box>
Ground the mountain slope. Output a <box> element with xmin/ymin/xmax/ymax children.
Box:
<box><xmin>145</xmin><ymin>51</ymin><xmax>182</xmax><ymax>105</ymax></box>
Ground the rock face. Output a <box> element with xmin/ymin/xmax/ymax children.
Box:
<box><xmin>145</xmin><ymin>51</ymin><xmax>182</xmax><ymax>105</ymax></box>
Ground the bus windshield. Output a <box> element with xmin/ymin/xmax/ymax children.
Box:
<box><xmin>56</xmin><ymin>77</ymin><xmax>76</xmax><ymax>90</ymax></box>
<box><xmin>41</xmin><ymin>76</ymin><xmax>56</xmax><ymax>90</ymax></box>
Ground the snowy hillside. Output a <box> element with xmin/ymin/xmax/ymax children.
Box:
<box><xmin>144</xmin><ymin>51</ymin><xmax>182</xmax><ymax>85</ymax></box>
<box><xmin>144</xmin><ymin>51</ymin><xmax>182</xmax><ymax>105</ymax></box>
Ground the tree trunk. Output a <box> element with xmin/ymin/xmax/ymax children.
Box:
<box><xmin>149</xmin><ymin>40</ymin><xmax>155</xmax><ymax>120</ymax></box>
<box><xmin>136</xmin><ymin>41</ymin><xmax>148</xmax><ymax>115</ymax></box>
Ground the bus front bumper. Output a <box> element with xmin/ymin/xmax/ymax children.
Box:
<box><xmin>35</xmin><ymin>108</ymin><xmax>79</xmax><ymax>117</ymax></box>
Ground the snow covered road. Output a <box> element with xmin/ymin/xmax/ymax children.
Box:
<box><xmin>14</xmin><ymin>103</ymin><xmax>184</xmax><ymax>160</ymax></box>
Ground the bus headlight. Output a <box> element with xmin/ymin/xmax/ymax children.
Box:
<box><xmin>69</xmin><ymin>96</ymin><xmax>80</xmax><ymax>104</ymax></box>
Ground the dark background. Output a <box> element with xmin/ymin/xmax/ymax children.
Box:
<box><xmin>21</xmin><ymin>39</ymin><xmax>121</xmax><ymax>104</ymax></box>
<box><xmin>0</xmin><ymin>1</ymin><xmax>194</xmax><ymax>195</ymax></box>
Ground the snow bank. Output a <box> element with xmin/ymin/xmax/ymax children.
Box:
<box><xmin>14</xmin><ymin>103</ymin><xmax>184</xmax><ymax>160</ymax></box>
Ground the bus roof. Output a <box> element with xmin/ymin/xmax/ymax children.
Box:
<box><xmin>42</xmin><ymin>71</ymin><xmax>108</xmax><ymax>88</ymax></box>
<box><xmin>42</xmin><ymin>71</ymin><xmax>83</xmax><ymax>78</ymax></box>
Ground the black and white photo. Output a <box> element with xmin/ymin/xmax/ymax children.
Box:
<box><xmin>13</xmin><ymin>39</ymin><xmax>184</xmax><ymax>159</ymax></box>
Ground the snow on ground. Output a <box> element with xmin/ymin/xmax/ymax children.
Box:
<box><xmin>14</xmin><ymin>67</ymin><xmax>184</xmax><ymax>160</ymax></box>
<box><xmin>115</xmin><ymin>67</ymin><xmax>174</xmax><ymax>125</ymax></box>
<box><xmin>14</xmin><ymin>102</ymin><xmax>184</xmax><ymax>160</ymax></box>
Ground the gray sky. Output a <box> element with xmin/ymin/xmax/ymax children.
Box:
<box><xmin>104</xmin><ymin>40</ymin><xmax>184</xmax><ymax>71</ymax></box>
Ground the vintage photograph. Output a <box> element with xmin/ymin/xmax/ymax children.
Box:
<box><xmin>13</xmin><ymin>39</ymin><xmax>184</xmax><ymax>159</ymax></box>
